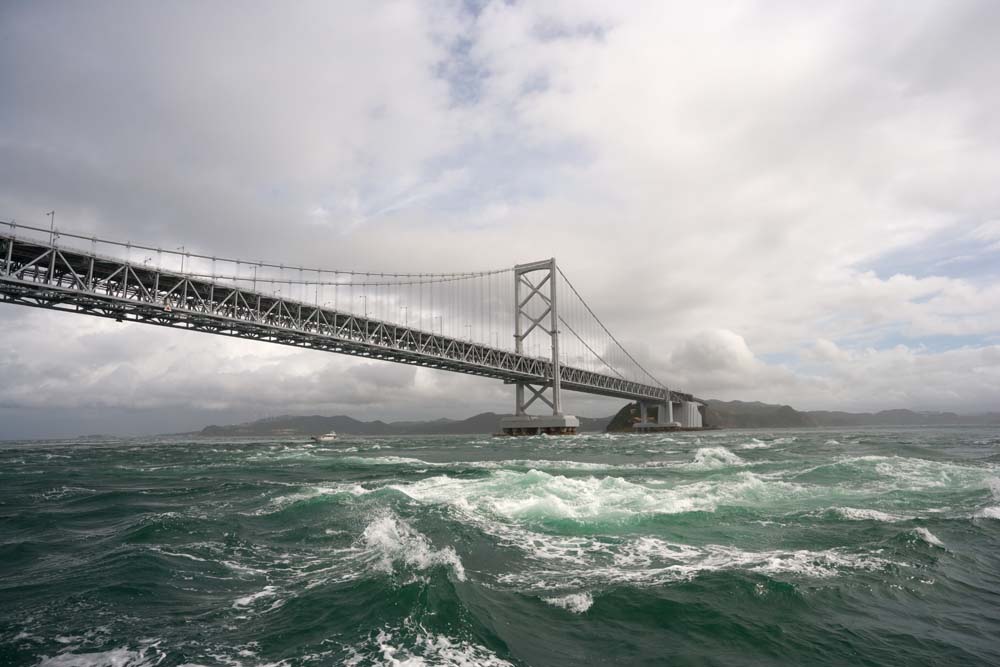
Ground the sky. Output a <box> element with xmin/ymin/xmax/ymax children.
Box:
<box><xmin>1</xmin><ymin>1</ymin><xmax>999</xmax><ymax>438</ymax></box>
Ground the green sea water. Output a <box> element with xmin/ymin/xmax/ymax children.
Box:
<box><xmin>2</xmin><ymin>428</ymin><xmax>1000</xmax><ymax>666</ymax></box>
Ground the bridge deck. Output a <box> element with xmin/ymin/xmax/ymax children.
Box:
<box><xmin>0</xmin><ymin>232</ymin><xmax>691</xmax><ymax>404</ymax></box>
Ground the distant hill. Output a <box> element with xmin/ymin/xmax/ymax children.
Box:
<box><xmin>805</xmin><ymin>409</ymin><xmax>1000</xmax><ymax>427</ymax></box>
<box><xmin>200</xmin><ymin>412</ymin><xmax>612</xmax><ymax>436</ymax></box>
<box><xmin>606</xmin><ymin>400</ymin><xmax>1000</xmax><ymax>431</ymax></box>
<box><xmin>605</xmin><ymin>400</ymin><xmax>811</xmax><ymax>431</ymax></box>
<box><xmin>198</xmin><ymin>403</ymin><xmax>999</xmax><ymax>437</ymax></box>
<box><xmin>705</xmin><ymin>400</ymin><xmax>816</xmax><ymax>428</ymax></box>
<box><xmin>603</xmin><ymin>404</ymin><xmax>632</xmax><ymax>432</ymax></box>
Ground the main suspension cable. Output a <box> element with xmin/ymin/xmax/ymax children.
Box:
<box><xmin>0</xmin><ymin>219</ymin><xmax>509</xmax><ymax>279</ymax></box>
<box><xmin>557</xmin><ymin>267</ymin><xmax>665</xmax><ymax>388</ymax></box>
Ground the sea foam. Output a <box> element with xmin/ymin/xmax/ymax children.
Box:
<box><xmin>544</xmin><ymin>592</ymin><xmax>594</xmax><ymax>614</ymax></box>
<box><xmin>365</xmin><ymin>626</ymin><xmax>513</xmax><ymax>667</ymax></box>
<box><xmin>738</xmin><ymin>439</ymin><xmax>772</xmax><ymax>450</ymax></box>
<box><xmin>914</xmin><ymin>528</ymin><xmax>944</xmax><ymax>548</ymax></box>
<box><xmin>360</xmin><ymin>514</ymin><xmax>466</xmax><ymax>581</ymax></box>
<box><xmin>834</xmin><ymin>507</ymin><xmax>911</xmax><ymax>522</ymax></box>
<box><xmin>233</xmin><ymin>585</ymin><xmax>278</xmax><ymax>608</ymax></box>
<box><xmin>392</xmin><ymin>469</ymin><xmax>812</xmax><ymax>531</ymax></box>
<box><xmin>37</xmin><ymin>646</ymin><xmax>164</xmax><ymax>667</ymax></box>
<box><xmin>687</xmin><ymin>447</ymin><xmax>745</xmax><ymax>469</ymax></box>
<box><xmin>498</xmin><ymin>538</ymin><xmax>894</xmax><ymax>591</ymax></box>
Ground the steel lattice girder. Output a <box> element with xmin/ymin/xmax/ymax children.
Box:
<box><xmin>0</xmin><ymin>233</ymin><xmax>693</xmax><ymax>403</ymax></box>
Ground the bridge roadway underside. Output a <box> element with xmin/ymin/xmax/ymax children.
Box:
<box><xmin>0</xmin><ymin>234</ymin><xmax>693</xmax><ymax>405</ymax></box>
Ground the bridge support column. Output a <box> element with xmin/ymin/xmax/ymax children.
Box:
<box><xmin>499</xmin><ymin>258</ymin><xmax>579</xmax><ymax>436</ymax></box>
<box><xmin>675</xmin><ymin>401</ymin><xmax>703</xmax><ymax>428</ymax></box>
<box><xmin>633</xmin><ymin>396</ymin><xmax>691</xmax><ymax>432</ymax></box>
<box><xmin>2</xmin><ymin>237</ymin><xmax>11</xmax><ymax>276</ymax></box>
<box><xmin>633</xmin><ymin>400</ymin><xmax>661</xmax><ymax>432</ymax></box>
<box><xmin>658</xmin><ymin>401</ymin><xmax>673</xmax><ymax>426</ymax></box>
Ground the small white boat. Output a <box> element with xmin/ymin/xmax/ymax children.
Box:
<box><xmin>310</xmin><ymin>431</ymin><xmax>338</xmax><ymax>443</ymax></box>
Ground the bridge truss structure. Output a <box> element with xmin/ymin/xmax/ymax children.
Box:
<box><xmin>0</xmin><ymin>221</ymin><xmax>695</xmax><ymax>433</ymax></box>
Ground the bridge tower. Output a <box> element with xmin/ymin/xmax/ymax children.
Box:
<box><xmin>499</xmin><ymin>258</ymin><xmax>580</xmax><ymax>436</ymax></box>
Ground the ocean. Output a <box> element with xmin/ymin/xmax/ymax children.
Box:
<box><xmin>2</xmin><ymin>428</ymin><xmax>999</xmax><ymax>666</ymax></box>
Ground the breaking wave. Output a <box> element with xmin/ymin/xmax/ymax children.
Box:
<box><xmin>686</xmin><ymin>447</ymin><xmax>746</xmax><ymax>469</ymax></box>
<box><xmin>497</xmin><ymin>535</ymin><xmax>896</xmax><ymax>591</ymax></box>
<box><xmin>544</xmin><ymin>592</ymin><xmax>594</xmax><ymax>614</ymax></box>
<box><xmin>914</xmin><ymin>527</ymin><xmax>945</xmax><ymax>548</ymax></box>
<box><xmin>392</xmin><ymin>469</ymin><xmax>805</xmax><ymax>524</ymax></box>
<box><xmin>359</xmin><ymin>513</ymin><xmax>466</xmax><ymax>582</ymax></box>
<box><xmin>832</xmin><ymin>507</ymin><xmax>912</xmax><ymax>522</ymax></box>
<box><xmin>349</xmin><ymin>622</ymin><xmax>513</xmax><ymax>667</ymax></box>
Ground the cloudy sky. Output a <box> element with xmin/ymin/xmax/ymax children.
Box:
<box><xmin>2</xmin><ymin>1</ymin><xmax>999</xmax><ymax>438</ymax></box>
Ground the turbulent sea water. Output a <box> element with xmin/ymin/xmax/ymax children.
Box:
<box><xmin>3</xmin><ymin>429</ymin><xmax>1000</xmax><ymax>666</ymax></box>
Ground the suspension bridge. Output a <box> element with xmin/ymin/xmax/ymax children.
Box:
<box><xmin>0</xmin><ymin>220</ymin><xmax>702</xmax><ymax>435</ymax></box>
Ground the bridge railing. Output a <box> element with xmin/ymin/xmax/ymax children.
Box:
<box><xmin>0</xmin><ymin>220</ymin><xmax>522</xmax><ymax>348</ymax></box>
<box><xmin>1</xmin><ymin>227</ymin><xmax>690</xmax><ymax>404</ymax></box>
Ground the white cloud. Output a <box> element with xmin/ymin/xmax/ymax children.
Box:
<box><xmin>664</xmin><ymin>329</ymin><xmax>1000</xmax><ymax>413</ymax></box>
<box><xmin>969</xmin><ymin>219</ymin><xmax>1000</xmax><ymax>251</ymax></box>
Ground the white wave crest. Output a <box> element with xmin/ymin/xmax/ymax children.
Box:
<box><xmin>38</xmin><ymin>486</ymin><xmax>97</xmax><ymax>501</ymax></box>
<box><xmin>870</xmin><ymin>456</ymin><xmax>997</xmax><ymax>490</ymax></box>
<box><xmin>356</xmin><ymin>623</ymin><xmax>513</xmax><ymax>667</ymax></box>
<box><xmin>687</xmin><ymin>447</ymin><xmax>745</xmax><ymax>469</ymax></box>
<box><xmin>914</xmin><ymin>527</ymin><xmax>944</xmax><ymax>547</ymax></box>
<box><xmin>815</xmin><ymin>455</ymin><xmax>1000</xmax><ymax>493</ymax></box>
<box><xmin>544</xmin><ymin>592</ymin><xmax>594</xmax><ymax>614</ymax></box>
<box><xmin>834</xmin><ymin>507</ymin><xmax>911</xmax><ymax>522</ymax></box>
<box><xmin>380</xmin><ymin>634</ymin><xmax>508</xmax><ymax>666</ymax></box>
<box><xmin>38</xmin><ymin>645</ymin><xmax>165</xmax><ymax>667</ymax></box>
<box><xmin>360</xmin><ymin>514</ymin><xmax>466</xmax><ymax>582</ymax></box>
<box><xmin>622</xmin><ymin>537</ymin><xmax>891</xmax><ymax>578</ymax></box>
<box><xmin>342</xmin><ymin>457</ymin><xmax>648</xmax><ymax>473</ymax></box>
<box><xmin>466</xmin><ymin>459</ymin><xmax>612</xmax><ymax>471</ymax></box>
<box><xmin>251</xmin><ymin>482</ymin><xmax>373</xmax><ymax>515</ymax></box>
<box><xmin>739</xmin><ymin>548</ymin><xmax>889</xmax><ymax>578</ymax></box>
<box><xmin>341</xmin><ymin>456</ymin><xmax>444</xmax><ymax>467</ymax></box>
<box><xmin>394</xmin><ymin>469</ymin><xmax>806</xmax><ymax>524</ymax></box>
<box><xmin>738</xmin><ymin>439</ymin><xmax>771</xmax><ymax>450</ymax></box>
<box><xmin>975</xmin><ymin>479</ymin><xmax>1000</xmax><ymax>518</ymax></box>
<box><xmin>500</xmin><ymin>536</ymin><xmax>895</xmax><ymax>591</ymax></box>
<box><xmin>233</xmin><ymin>585</ymin><xmax>278</xmax><ymax>608</ymax></box>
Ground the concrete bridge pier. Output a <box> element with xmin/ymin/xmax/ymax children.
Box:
<box><xmin>675</xmin><ymin>401</ymin><xmax>703</xmax><ymax>428</ymax></box>
<box><xmin>633</xmin><ymin>399</ymin><xmax>702</xmax><ymax>431</ymax></box>
<box><xmin>634</xmin><ymin>400</ymin><xmax>676</xmax><ymax>432</ymax></box>
<box><xmin>659</xmin><ymin>400</ymin><xmax>674</xmax><ymax>426</ymax></box>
